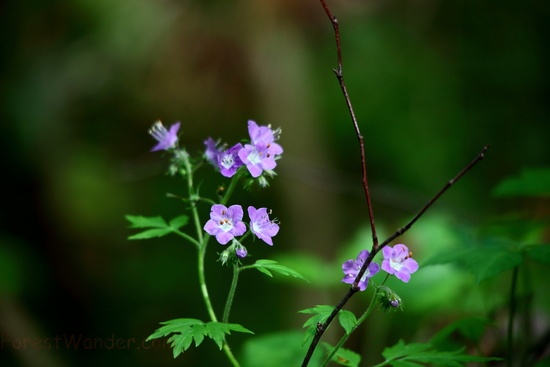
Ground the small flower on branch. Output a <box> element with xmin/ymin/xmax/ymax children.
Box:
<box><xmin>149</xmin><ymin>121</ymin><xmax>180</xmax><ymax>151</ymax></box>
<box><xmin>204</xmin><ymin>204</ymin><xmax>246</xmax><ymax>245</ymax></box>
<box><xmin>381</xmin><ymin>244</ymin><xmax>419</xmax><ymax>283</ymax></box>
<box><xmin>342</xmin><ymin>250</ymin><xmax>380</xmax><ymax>291</ymax></box>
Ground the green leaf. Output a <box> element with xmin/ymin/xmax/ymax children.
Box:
<box><xmin>146</xmin><ymin>318</ymin><xmax>203</xmax><ymax>341</ymax></box>
<box><xmin>468</xmin><ymin>247</ymin><xmax>522</xmax><ymax>282</ymax></box>
<box><xmin>430</xmin><ymin>317</ymin><xmax>492</xmax><ymax>346</ymax></box>
<box><xmin>299</xmin><ymin>305</ymin><xmax>335</xmax><ymax>346</ymax></box>
<box><xmin>126</xmin><ymin>215</ymin><xmax>168</xmax><ymax>228</ymax></box>
<box><xmin>381</xmin><ymin>339</ymin><xmax>501</xmax><ymax>367</ymax></box>
<box><xmin>492</xmin><ymin>167</ymin><xmax>550</xmax><ymax>197</ymax></box>
<box><xmin>169</xmin><ymin>215</ymin><xmax>189</xmax><ymax>229</ymax></box>
<box><xmin>322</xmin><ymin>343</ymin><xmax>361</xmax><ymax>367</ymax></box>
<box><xmin>338</xmin><ymin>310</ymin><xmax>357</xmax><ymax>335</ymax></box>
<box><xmin>205</xmin><ymin>322</ymin><xmax>254</xmax><ymax>350</ymax></box>
<box><xmin>524</xmin><ymin>244</ymin><xmax>550</xmax><ymax>264</ymax></box>
<box><xmin>251</xmin><ymin>259</ymin><xmax>309</xmax><ymax>282</ymax></box>
<box><xmin>128</xmin><ymin>228</ymin><xmax>173</xmax><ymax>240</ymax></box>
<box><xmin>242</xmin><ymin>330</ymin><xmax>324</xmax><ymax>367</ymax></box>
<box><xmin>299</xmin><ymin>306</ymin><xmax>356</xmax><ymax>346</ymax></box>
<box><xmin>423</xmin><ymin>238</ymin><xmax>524</xmax><ymax>282</ymax></box>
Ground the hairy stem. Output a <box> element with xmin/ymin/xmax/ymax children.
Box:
<box><xmin>223</xmin><ymin>264</ymin><xmax>241</xmax><ymax>323</ymax></box>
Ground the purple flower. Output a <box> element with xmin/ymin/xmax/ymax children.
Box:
<box><xmin>149</xmin><ymin>121</ymin><xmax>180</xmax><ymax>151</ymax></box>
<box><xmin>218</xmin><ymin>143</ymin><xmax>244</xmax><ymax>177</ymax></box>
<box><xmin>204</xmin><ymin>137</ymin><xmax>221</xmax><ymax>165</ymax></box>
<box><xmin>238</xmin><ymin>120</ymin><xmax>283</xmax><ymax>178</ymax></box>
<box><xmin>248</xmin><ymin>206</ymin><xmax>279</xmax><ymax>246</ymax></box>
<box><xmin>235</xmin><ymin>245</ymin><xmax>248</xmax><ymax>259</ymax></box>
<box><xmin>342</xmin><ymin>250</ymin><xmax>380</xmax><ymax>291</ymax></box>
<box><xmin>204</xmin><ymin>204</ymin><xmax>246</xmax><ymax>245</ymax></box>
<box><xmin>381</xmin><ymin>244</ymin><xmax>419</xmax><ymax>283</ymax></box>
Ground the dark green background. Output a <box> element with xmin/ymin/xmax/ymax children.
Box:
<box><xmin>1</xmin><ymin>0</ymin><xmax>548</xmax><ymax>366</ymax></box>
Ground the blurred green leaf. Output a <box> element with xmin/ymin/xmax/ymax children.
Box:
<box><xmin>430</xmin><ymin>317</ymin><xmax>493</xmax><ymax>347</ymax></box>
<box><xmin>492</xmin><ymin>167</ymin><xmax>550</xmax><ymax>197</ymax></box>
<box><xmin>249</xmin><ymin>259</ymin><xmax>309</xmax><ymax>282</ymax></box>
<box><xmin>242</xmin><ymin>330</ymin><xmax>323</xmax><ymax>367</ymax></box>
<box><xmin>524</xmin><ymin>244</ymin><xmax>550</xmax><ymax>264</ymax></box>
<box><xmin>169</xmin><ymin>215</ymin><xmax>189</xmax><ymax>229</ymax></box>
<box><xmin>128</xmin><ymin>228</ymin><xmax>173</xmax><ymax>239</ymax></box>
<box><xmin>126</xmin><ymin>214</ymin><xmax>188</xmax><ymax>240</ymax></box>
<box><xmin>424</xmin><ymin>237</ymin><xmax>523</xmax><ymax>282</ymax></box>
<box><xmin>322</xmin><ymin>342</ymin><xmax>361</xmax><ymax>367</ymax></box>
<box><xmin>381</xmin><ymin>339</ymin><xmax>500</xmax><ymax>367</ymax></box>
<box><xmin>126</xmin><ymin>215</ymin><xmax>168</xmax><ymax>228</ymax></box>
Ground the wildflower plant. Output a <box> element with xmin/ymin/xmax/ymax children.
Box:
<box><xmin>125</xmin><ymin>1</ymin><xmax>510</xmax><ymax>367</ymax></box>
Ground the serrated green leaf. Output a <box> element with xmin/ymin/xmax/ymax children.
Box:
<box><xmin>524</xmin><ymin>244</ymin><xmax>550</xmax><ymax>264</ymax></box>
<box><xmin>169</xmin><ymin>215</ymin><xmax>189</xmax><ymax>229</ymax></box>
<box><xmin>299</xmin><ymin>305</ymin><xmax>335</xmax><ymax>346</ymax></box>
<box><xmin>251</xmin><ymin>259</ymin><xmax>309</xmax><ymax>282</ymax></box>
<box><xmin>168</xmin><ymin>333</ymin><xmax>193</xmax><ymax>358</ymax></box>
<box><xmin>338</xmin><ymin>310</ymin><xmax>357</xmax><ymax>335</ymax></box>
<box><xmin>128</xmin><ymin>228</ymin><xmax>173</xmax><ymax>240</ymax></box>
<box><xmin>146</xmin><ymin>318</ymin><xmax>203</xmax><ymax>341</ymax></box>
<box><xmin>126</xmin><ymin>215</ymin><xmax>168</xmax><ymax>228</ymax></box>
<box><xmin>205</xmin><ymin>322</ymin><xmax>254</xmax><ymax>350</ymax></box>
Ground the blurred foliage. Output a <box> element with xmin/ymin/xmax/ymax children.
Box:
<box><xmin>1</xmin><ymin>0</ymin><xmax>549</xmax><ymax>366</ymax></box>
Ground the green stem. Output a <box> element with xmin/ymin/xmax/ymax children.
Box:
<box><xmin>173</xmin><ymin>230</ymin><xmax>201</xmax><ymax>249</ymax></box>
<box><xmin>321</xmin><ymin>285</ymin><xmax>381</xmax><ymax>367</ymax></box>
<box><xmin>223</xmin><ymin>264</ymin><xmax>241</xmax><ymax>323</ymax></box>
<box><xmin>507</xmin><ymin>266</ymin><xmax>519</xmax><ymax>367</ymax></box>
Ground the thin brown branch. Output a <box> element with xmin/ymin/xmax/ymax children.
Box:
<box><xmin>319</xmin><ymin>0</ymin><xmax>378</xmax><ymax>251</ymax></box>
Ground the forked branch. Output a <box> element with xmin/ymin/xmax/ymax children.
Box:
<box><xmin>300</xmin><ymin>2</ymin><xmax>490</xmax><ymax>366</ymax></box>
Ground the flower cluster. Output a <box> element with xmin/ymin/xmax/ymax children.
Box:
<box><xmin>204</xmin><ymin>120</ymin><xmax>283</xmax><ymax>179</ymax></box>
<box><xmin>341</xmin><ymin>244</ymin><xmax>419</xmax><ymax>291</ymax></box>
<box><xmin>204</xmin><ymin>204</ymin><xmax>279</xmax><ymax>247</ymax></box>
